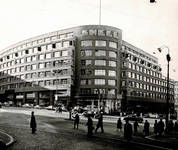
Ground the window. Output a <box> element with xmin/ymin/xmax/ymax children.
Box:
<box><xmin>63</xmin><ymin>41</ymin><xmax>69</xmax><ymax>47</ymax></box>
<box><xmin>80</xmin><ymin>88</ymin><xmax>91</xmax><ymax>94</ymax></box>
<box><xmin>94</xmin><ymin>60</ymin><xmax>106</xmax><ymax>66</ymax></box>
<box><xmin>95</xmin><ymin>50</ymin><xmax>106</xmax><ymax>56</ymax></box>
<box><xmin>81</xmin><ymin>69</ymin><xmax>92</xmax><ymax>75</ymax></box>
<box><xmin>56</xmin><ymin>42</ymin><xmax>62</xmax><ymax>48</ymax></box>
<box><xmin>122</xmin><ymin>81</ymin><xmax>126</xmax><ymax>86</ymax></box>
<box><xmin>54</xmin><ymin>51</ymin><xmax>61</xmax><ymax>57</ymax></box>
<box><xmin>45</xmin><ymin>80</ymin><xmax>51</xmax><ymax>86</ymax></box>
<box><xmin>109</xmin><ymin>61</ymin><xmax>116</xmax><ymax>67</ymax></box>
<box><xmin>26</xmin><ymin>73</ymin><xmax>31</xmax><ymax>79</ymax></box>
<box><xmin>98</xmin><ymin>30</ymin><xmax>105</xmax><ymax>36</ymax></box>
<box><xmin>61</xmin><ymin>79</ymin><xmax>67</xmax><ymax>84</ymax></box>
<box><xmin>16</xmin><ymin>67</ymin><xmax>20</xmax><ymax>73</ymax></box>
<box><xmin>38</xmin><ymin>47</ymin><xmax>41</xmax><ymax>52</ymax></box>
<box><xmin>94</xmin><ymin>70</ymin><xmax>106</xmax><ymax>76</ymax></box>
<box><xmin>89</xmin><ymin>29</ymin><xmax>97</xmax><ymax>35</ymax></box>
<box><xmin>81</xmin><ymin>40</ymin><xmax>92</xmax><ymax>47</ymax></box>
<box><xmin>81</xmin><ymin>50</ymin><xmax>92</xmax><ymax>56</ymax></box>
<box><xmin>60</xmin><ymin>34</ymin><xmax>66</xmax><ymax>39</ymax></box>
<box><xmin>82</xmin><ymin>30</ymin><xmax>88</xmax><ymax>35</ymax></box>
<box><xmin>52</xmin><ymin>43</ymin><xmax>56</xmax><ymax>49</ymax></box>
<box><xmin>108</xmin><ymin>70</ymin><xmax>116</xmax><ymax>76</ymax></box>
<box><xmin>95</xmin><ymin>40</ymin><xmax>106</xmax><ymax>47</ymax></box>
<box><xmin>20</xmin><ymin>66</ymin><xmax>25</xmax><ymax>72</ymax></box>
<box><xmin>109</xmin><ymin>51</ymin><xmax>117</xmax><ymax>58</ymax></box>
<box><xmin>21</xmin><ymin>58</ymin><xmax>25</xmax><ymax>63</ymax></box>
<box><xmin>39</xmin><ymin>54</ymin><xmax>45</xmax><ymax>60</ymax></box>
<box><xmin>106</xmin><ymin>31</ymin><xmax>112</xmax><ymax>37</ymax></box>
<box><xmin>81</xmin><ymin>60</ymin><xmax>92</xmax><ymax>66</ymax></box>
<box><xmin>108</xmin><ymin>89</ymin><xmax>115</xmax><ymax>94</ymax></box>
<box><xmin>32</xmin><ymin>55</ymin><xmax>37</xmax><ymax>61</ymax></box>
<box><xmin>46</xmin><ymin>53</ymin><xmax>52</xmax><ymax>59</ymax></box>
<box><xmin>26</xmin><ymin>65</ymin><xmax>31</xmax><ymax>71</ymax></box>
<box><xmin>41</xmin><ymin>45</ymin><xmax>46</xmax><ymax>51</ymax></box>
<box><xmin>26</xmin><ymin>56</ymin><xmax>31</xmax><ymax>63</ymax></box>
<box><xmin>32</xmin><ymin>73</ymin><xmax>37</xmax><ymax>78</ymax></box>
<box><xmin>39</xmin><ymin>63</ymin><xmax>45</xmax><ymax>69</ymax></box>
<box><xmin>51</xmin><ymin>36</ymin><xmax>57</xmax><ymax>41</ymax></box>
<box><xmin>38</xmin><ymin>81</ymin><xmax>44</xmax><ymax>86</ymax></box>
<box><xmin>94</xmin><ymin>79</ymin><xmax>105</xmax><ymax>85</ymax></box>
<box><xmin>80</xmin><ymin>79</ymin><xmax>92</xmax><ymax>85</ymax></box>
<box><xmin>108</xmin><ymin>80</ymin><xmax>116</xmax><ymax>86</ymax></box>
<box><xmin>61</xmin><ymin>51</ymin><xmax>68</xmax><ymax>56</ymax></box>
<box><xmin>25</xmin><ymin>50</ymin><xmax>29</xmax><ymax>54</ymax></box>
<box><xmin>32</xmin><ymin>64</ymin><xmax>37</xmax><ymax>70</ymax></box>
<box><xmin>109</xmin><ymin>42</ymin><xmax>117</xmax><ymax>48</ymax></box>
<box><xmin>45</xmin><ymin>62</ymin><xmax>51</xmax><ymax>68</ymax></box>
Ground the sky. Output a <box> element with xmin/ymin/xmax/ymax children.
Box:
<box><xmin>0</xmin><ymin>0</ymin><xmax>177</xmax><ymax>80</ymax></box>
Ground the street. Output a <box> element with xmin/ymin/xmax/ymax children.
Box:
<box><xmin>0</xmin><ymin>107</ymin><xmax>156</xmax><ymax>150</ymax></box>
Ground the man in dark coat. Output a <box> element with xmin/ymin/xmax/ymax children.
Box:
<box><xmin>154</xmin><ymin>120</ymin><xmax>158</xmax><ymax>136</ymax></box>
<box><xmin>143</xmin><ymin>120</ymin><xmax>150</xmax><ymax>136</ymax></box>
<box><xmin>117</xmin><ymin>118</ymin><xmax>122</xmax><ymax>132</ymax></box>
<box><xmin>95</xmin><ymin>112</ymin><xmax>104</xmax><ymax>133</ymax></box>
<box><xmin>74</xmin><ymin>113</ymin><xmax>80</xmax><ymax>129</ymax></box>
<box><xmin>124</xmin><ymin>120</ymin><xmax>133</xmax><ymax>141</ymax></box>
<box><xmin>133</xmin><ymin>120</ymin><xmax>139</xmax><ymax>135</ymax></box>
<box><xmin>157</xmin><ymin>119</ymin><xmax>164</xmax><ymax>136</ymax></box>
<box><xmin>30</xmin><ymin>111</ymin><xmax>37</xmax><ymax>134</ymax></box>
<box><xmin>86</xmin><ymin>115</ymin><xmax>94</xmax><ymax>137</ymax></box>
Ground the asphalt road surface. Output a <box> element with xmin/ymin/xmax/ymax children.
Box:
<box><xmin>0</xmin><ymin>107</ymin><xmax>155</xmax><ymax>150</ymax></box>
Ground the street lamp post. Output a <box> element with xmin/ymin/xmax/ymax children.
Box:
<box><xmin>158</xmin><ymin>45</ymin><xmax>171</xmax><ymax>131</ymax></box>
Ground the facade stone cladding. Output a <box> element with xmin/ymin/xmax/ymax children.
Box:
<box><xmin>0</xmin><ymin>25</ymin><xmax>174</xmax><ymax>113</ymax></box>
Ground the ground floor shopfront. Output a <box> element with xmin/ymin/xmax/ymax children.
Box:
<box><xmin>0</xmin><ymin>90</ymin><xmax>71</xmax><ymax>107</ymax></box>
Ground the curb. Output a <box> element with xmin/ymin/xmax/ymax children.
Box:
<box><xmin>0</xmin><ymin>130</ymin><xmax>15</xmax><ymax>147</ymax></box>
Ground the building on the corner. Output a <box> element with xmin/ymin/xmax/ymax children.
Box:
<box><xmin>0</xmin><ymin>25</ymin><xmax>174</xmax><ymax>114</ymax></box>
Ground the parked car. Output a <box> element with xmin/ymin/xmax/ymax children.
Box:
<box><xmin>82</xmin><ymin>110</ymin><xmax>96</xmax><ymax>118</ymax></box>
<box><xmin>34</xmin><ymin>105</ymin><xmax>42</xmax><ymax>109</ymax></box>
<box><xmin>123</xmin><ymin>115</ymin><xmax>143</xmax><ymax>123</ymax></box>
<box><xmin>22</xmin><ymin>103</ymin><xmax>33</xmax><ymax>108</ymax></box>
<box><xmin>45</xmin><ymin>105</ymin><xmax>55</xmax><ymax>110</ymax></box>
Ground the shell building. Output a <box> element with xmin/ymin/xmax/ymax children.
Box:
<box><xmin>0</xmin><ymin>25</ymin><xmax>174</xmax><ymax>113</ymax></box>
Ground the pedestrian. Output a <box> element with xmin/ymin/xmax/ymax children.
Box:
<box><xmin>157</xmin><ymin>119</ymin><xmax>164</xmax><ymax>136</ymax></box>
<box><xmin>174</xmin><ymin>120</ymin><xmax>178</xmax><ymax>132</ymax></box>
<box><xmin>95</xmin><ymin>112</ymin><xmax>104</xmax><ymax>133</ymax></box>
<box><xmin>143</xmin><ymin>120</ymin><xmax>150</xmax><ymax>136</ymax></box>
<box><xmin>74</xmin><ymin>113</ymin><xmax>80</xmax><ymax>129</ymax></box>
<box><xmin>133</xmin><ymin>120</ymin><xmax>139</xmax><ymax>135</ymax></box>
<box><xmin>117</xmin><ymin>118</ymin><xmax>122</xmax><ymax>132</ymax></box>
<box><xmin>30</xmin><ymin>111</ymin><xmax>37</xmax><ymax>134</ymax></box>
<box><xmin>86</xmin><ymin>115</ymin><xmax>94</xmax><ymax>137</ymax></box>
<box><xmin>154</xmin><ymin>120</ymin><xmax>158</xmax><ymax>137</ymax></box>
<box><xmin>167</xmin><ymin>119</ymin><xmax>174</xmax><ymax>133</ymax></box>
<box><xmin>124</xmin><ymin>120</ymin><xmax>133</xmax><ymax>141</ymax></box>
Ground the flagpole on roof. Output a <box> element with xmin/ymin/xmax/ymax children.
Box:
<box><xmin>99</xmin><ymin>0</ymin><xmax>101</xmax><ymax>25</ymax></box>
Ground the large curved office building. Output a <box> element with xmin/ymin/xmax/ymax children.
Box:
<box><xmin>0</xmin><ymin>25</ymin><xmax>174</xmax><ymax>113</ymax></box>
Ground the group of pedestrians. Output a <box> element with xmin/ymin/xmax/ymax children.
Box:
<box><xmin>29</xmin><ymin>111</ymin><xmax>178</xmax><ymax>141</ymax></box>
